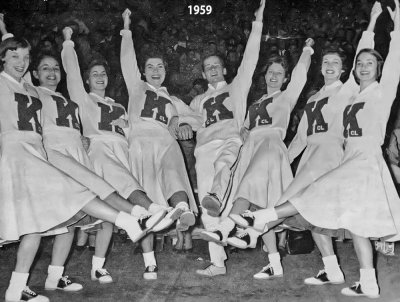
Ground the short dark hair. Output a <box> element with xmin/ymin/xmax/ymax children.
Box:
<box><xmin>84</xmin><ymin>58</ymin><xmax>110</xmax><ymax>82</ymax></box>
<box><xmin>262</xmin><ymin>55</ymin><xmax>290</xmax><ymax>78</ymax></box>
<box><xmin>201</xmin><ymin>54</ymin><xmax>225</xmax><ymax>72</ymax></box>
<box><xmin>0</xmin><ymin>36</ymin><xmax>31</xmax><ymax>71</ymax></box>
<box><xmin>319</xmin><ymin>46</ymin><xmax>348</xmax><ymax>80</ymax></box>
<box><xmin>31</xmin><ymin>50</ymin><xmax>61</xmax><ymax>72</ymax></box>
<box><xmin>139</xmin><ymin>49</ymin><xmax>168</xmax><ymax>74</ymax></box>
<box><xmin>352</xmin><ymin>48</ymin><xmax>384</xmax><ymax>84</ymax></box>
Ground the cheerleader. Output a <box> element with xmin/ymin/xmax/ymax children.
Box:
<box><xmin>192</xmin><ymin>0</ymin><xmax>265</xmax><ymax>277</ymax></box>
<box><xmin>231</xmin><ymin>0</ymin><xmax>400</xmax><ymax>297</ymax></box>
<box><xmin>120</xmin><ymin>9</ymin><xmax>198</xmax><ymax>279</ymax></box>
<box><xmin>0</xmin><ymin>23</ymin><xmax>153</xmax><ymax>302</ymax></box>
<box><xmin>201</xmin><ymin>37</ymin><xmax>314</xmax><ymax>280</ymax></box>
<box><xmin>30</xmin><ymin>48</ymin><xmax>168</xmax><ymax>287</ymax></box>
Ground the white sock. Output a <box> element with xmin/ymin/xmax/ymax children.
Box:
<box><xmin>148</xmin><ymin>203</ymin><xmax>167</xmax><ymax>215</ymax></box>
<box><xmin>115</xmin><ymin>211</ymin><xmax>144</xmax><ymax>242</ymax></box>
<box><xmin>92</xmin><ymin>256</ymin><xmax>105</xmax><ymax>271</ymax></box>
<box><xmin>175</xmin><ymin>201</ymin><xmax>189</xmax><ymax>211</ymax></box>
<box><xmin>322</xmin><ymin>255</ymin><xmax>343</xmax><ymax>280</ymax></box>
<box><xmin>142</xmin><ymin>251</ymin><xmax>156</xmax><ymax>267</ymax></box>
<box><xmin>360</xmin><ymin>268</ymin><xmax>379</xmax><ymax>293</ymax></box>
<box><xmin>5</xmin><ymin>272</ymin><xmax>29</xmax><ymax>301</ymax></box>
<box><xmin>47</xmin><ymin>265</ymin><xmax>64</xmax><ymax>281</ymax></box>
<box><xmin>209</xmin><ymin>242</ymin><xmax>226</xmax><ymax>267</ymax></box>
<box><xmin>131</xmin><ymin>205</ymin><xmax>149</xmax><ymax>217</ymax></box>
<box><xmin>268</xmin><ymin>252</ymin><xmax>283</xmax><ymax>274</ymax></box>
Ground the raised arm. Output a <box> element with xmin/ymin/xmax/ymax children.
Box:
<box><xmin>380</xmin><ymin>0</ymin><xmax>400</xmax><ymax>105</ymax></box>
<box><xmin>61</xmin><ymin>27</ymin><xmax>88</xmax><ymax>107</ymax></box>
<box><xmin>120</xmin><ymin>8</ymin><xmax>143</xmax><ymax>95</ymax></box>
<box><xmin>231</xmin><ymin>0</ymin><xmax>265</xmax><ymax>125</ymax></box>
<box><xmin>284</xmin><ymin>38</ymin><xmax>314</xmax><ymax>108</ymax></box>
<box><xmin>344</xmin><ymin>2</ymin><xmax>382</xmax><ymax>90</ymax></box>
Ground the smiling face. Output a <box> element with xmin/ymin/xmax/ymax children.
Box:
<box><xmin>87</xmin><ymin>64</ymin><xmax>108</xmax><ymax>92</ymax></box>
<box><xmin>33</xmin><ymin>56</ymin><xmax>61</xmax><ymax>91</ymax></box>
<box><xmin>321</xmin><ymin>53</ymin><xmax>343</xmax><ymax>84</ymax></box>
<box><xmin>2</xmin><ymin>47</ymin><xmax>30</xmax><ymax>82</ymax></box>
<box><xmin>264</xmin><ymin>63</ymin><xmax>286</xmax><ymax>90</ymax></box>
<box><xmin>202</xmin><ymin>55</ymin><xmax>226</xmax><ymax>85</ymax></box>
<box><xmin>144</xmin><ymin>58</ymin><xmax>166</xmax><ymax>88</ymax></box>
<box><xmin>355</xmin><ymin>52</ymin><xmax>378</xmax><ymax>86</ymax></box>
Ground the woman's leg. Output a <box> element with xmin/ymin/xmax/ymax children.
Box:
<box><xmin>253</xmin><ymin>230</ymin><xmax>283</xmax><ymax>279</ymax></box>
<box><xmin>82</xmin><ymin>197</ymin><xmax>146</xmax><ymax>243</ymax></box>
<box><xmin>45</xmin><ymin>231</ymin><xmax>83</xmax><ymax>291</ymax></box>
<box><xmin>141</xmin><ymin>234</ymin><xmax>158</xmax><ymax>280</ymax></box>
<box><xmin>304</xmin><ymin>232</ymin><xmax>344</xmax><ymax>285</ymax></box>
<box><xmin>341</xmin><ymin>233</ymin><xmax>379</xmax><ymax>297</ymax></box>
<box><xmin>91</xmin><ymin>222</ymin><xmax>114</xmax><ymax>284</ymax></box>
<box><xmin>6</xmin><ymin>234</ymin><xmax>48</xmax><ymax>301</ymax></box>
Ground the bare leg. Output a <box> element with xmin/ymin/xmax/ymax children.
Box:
<box><xmin>51</xmin><ymin>231</ymin><xmax>75</xmax><ymax>266</ymax></box>
<box><xmin>175</xmin><ymin>230</ymin><xmax>184</xmax><ymax>250</ymax></box>
<box><xmin>312</xmin><ymin>232</ymin><xmax>335</xmax><ymax>257</ymax></box>
<box><xmin>141</xmin><ymin>233</ymin><xmax>154</xmax><ymax>253</ymax></box>
<box><xmin>82</xmin><ymin>198</ymin><xmax>119</xmax><ymax>223</ymax></box>
<box><xmin>274</xmin><ymin>201</ymin><xmax>299</xmax><ymax>219</ymax></box>
<box><xmin>15</xmin><ymin>234</ymin><xmax>41</xmax><ymax>273</ymax></box>
<box><xmin>94</xmin><ymin>222</ymin><xmax>113</xmax><ymax>258</ymax></box>
<box><xmin>184</xmin><ymin>231</ymin><xmax>193</xmax><ymax>250</ymax></box>
<box><xmin>351</xmin><ymin>233</ymin><xmax>373</xmax><ymax>269</ymax></box>
<box><xmin>230</xmin><ymin>197</ymin><xmax>251</xmax><ymax>215</ymax></box>
<box><xmin>262</xmin><ymin>230</ymin><xmax>278</xmax><ymax>254</ymax></box>
<box><xmin>76</xmin><ymin>229</ymin><xmax>88</xmax><ymax>247</ymax></box>
<box><xmin>169</xmin><ymin>190</ymin><xmax>189</xmax><ymax>207</ymax></box>
<box><xmin>103</xmin><ymin>192</ymin><xmax>133</xmax><ymax>213</ymax></box>
<box><xmin>128</xmin><ymin>190</ymin><xmax>153</xmax><ymax>210</ymax></box>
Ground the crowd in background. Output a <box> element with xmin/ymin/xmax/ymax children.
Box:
<box><xmin>0</xmin><ymin>0</ymin><xmax>399</xmax><ymax>187</ymax></box>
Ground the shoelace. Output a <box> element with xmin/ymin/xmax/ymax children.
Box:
<box><xmin>60</xmin><ymin>276</ymin><xmax>72</xmax><ymax>285</ymax></box>
<box><xmin>351</xmin><ymin>282</ymin><xmax>361</xmax><ymax>289</ymax></box>
<box><xmin>241</xmin><ymin>210</ymin><xmax>254</xmax><ymax>218</ymax></box>
<box><xmin>236</xmin><ymin>230</ymin><xmax>249</xmax><ymax>239</ymax></box>
<box><xmin>315</xmin><ymin>269</ymin><xmax>326</xmax><ymax>277</ymax></box>
<box><xmin>261</xmin><ymin>264</ymin><xmax>272</xmax><ymax>272</ymax></box>
<box><xmin>147</xmin><ymin>265</ymin><xmax>157</xmax><ymax>272</ymax></box>
<box><xmin>97</xmin><ymin>268</ymin><xmax>110</xmax><ymax>276</ymax></box>
<box><xmin>23</xmin><ymin>287</ymin><xmax>37</xmax><ymax>296</ymax></box>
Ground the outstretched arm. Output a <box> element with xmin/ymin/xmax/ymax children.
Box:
<box><xmin>61</xmin><ymin>27</ymin><xmax>88</xmax><ymax>108</ymax></box>
<box><xmin>345</xmin><ymin>1</ymin><xmax>382</xmax><ymax>89</ymax></box>
<box><xmin>231</xmin><ymin>0</ymin><xmax>265</xmax><ymax>126</ymax></box>
<box><xmin>0</xmin><ymin>14</ymin><xmax>13</xmax><ymax>41</ymax></box>
<box><xmin>284</xmin><ymin>38</ymin><xmax>314</xmax><ymax>108</ymax></box>
<box><xmin>120</xmin><ymin>8</ymin><xmax>143</xmax><ymax>96</ymax></box>
<box><xmin>380</xmin><ymin>0</ymin><xmax>400</xmax><ymax>105</ymax></box>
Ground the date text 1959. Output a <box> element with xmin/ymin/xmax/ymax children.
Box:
<box><xmin>188</xmin><ymin>5</ymin><xmax>212</xmax><ymax>15</ymax></box>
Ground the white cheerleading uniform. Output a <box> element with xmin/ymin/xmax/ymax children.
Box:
<box><xmin>290</xmin><ymin>31</ymin><xmax>400</xmax><ymax>241</ymax></box>
<box><xmin>0</xmin><ymin>72</ymin><xmax>96</xmax><ymax>241</ymax></box>
<box><xmin>230</xmin><ymin>47</ymin><xmax>312</xmax><ymax>209</ymax></box>
<box><xmin>120</xmin><ymin>29</ymin><xmax>197</xmax><ymax>211</ymax></box>
<box><xmin>62</xmin><ymin>40</ymin><xmax>143</xmax><ymax>199</ymax></box>
<box><xmin>190</xmin><ymin>21</ymin><xmax>262</xmax><ymax>266</ymax></box>
<box><xmin>37</xmin><ymin>86</ymin><xmax>115</xmax><ymax>200</ymax></box>
<box><xmin>279</xmin><ymin>31</ymin><xmax>374</xmax><ymax>205</ymax></box>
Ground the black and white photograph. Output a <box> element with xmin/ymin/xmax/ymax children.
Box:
<box><xmin>0</xmin><ymin>0</ymin><xmax>400</xmax><ymax>301</ymax></box>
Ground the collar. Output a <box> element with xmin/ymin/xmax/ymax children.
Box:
<box><xmin>89</xmin><ymin>92</ymin><xmax>115</xmax><ymax>104</ymax></box>
<box><xmin>207</xmin><ymin>81</ymin><xmax>227</xmax><ymax>91</ymax></box>
<box><xmin>146</xmin><ymin>82</ymin><xmax>168</xmax><ymax>94</ymax></box>
<box><xmin>357</xmin><ymin>81</ymin><xmax>378</xmax><ymax>97</ymax></box>
<box><xmin>1</xmin><ymin>71</ymin><xmax>24</xmax><ymax>88</ymax></box>
<box><xmin>39</xmin><ymin>86</ymin><xmax>61</xmax><ymax>96</ymax></box>
<box><xmin>322</xmin><ymin>80</ymin><xmax>342</xmax><ymax>92</ymax></box>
